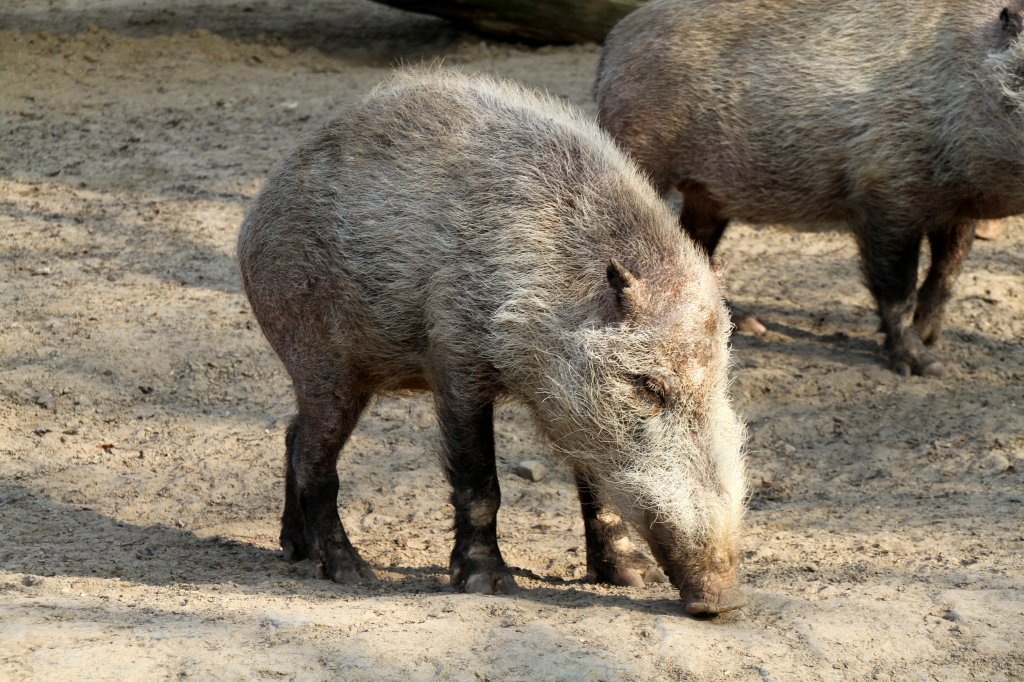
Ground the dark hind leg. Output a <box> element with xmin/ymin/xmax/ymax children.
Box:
<box><xmin>280</xmin><ymin>417</ymin><xmax>308</xmax><ymax>561</ymax></box>
<box><xmin>281</xmin><ymin>387</ymin><xmax>375</xmax><ymax>582</ymax></box>
<box><xmin>680</xmin><ymin>182</ymin><xmax>730</xmax><ymax>255</ymax></box>
<box><xmin>575</xmin><ymin>473</ymin><xmax>668</xmax><ymax>588</ymax></box>
<box><xmin>680</xmin><ymin>182</ymin><xmax>766</xmax><ymax>333</ymax></box>
<box><xmin>856</xmin><ymin>220</ymin><xmax>944</xmax><ymax>376</ymax></box>
<box><xmin>914</xmin><ymin>220</ymin><xmax>974</xmax><ymax>345</ymax></box>
<box><xmin>435</xmin><ymin>374</ymin><xmax>517</xmax><ymax>595</ymax></box>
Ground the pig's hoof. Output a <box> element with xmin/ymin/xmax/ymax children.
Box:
<box><xmin>314</xmin><ymin>545</ymin><xmax>376</xmax><ymax>584</ymax></box>
<box><xmin>731</xmin><ymin>308</ymin><xmax>767</xmax><ymax>335</ymax></box>
<box><xmin>462</xmin><ymin>571</ymin><xmax>519</xmax><ymax>595</ymax></box>
<box><xmin>974</xmin><ymin>219</ymin><xmax>1004</xmax><ymax>241</ymax></box>
<box><xmin>589</xmin><ymin>555</ymin><xmax>669</xmax><ymax>588</ymax></box>
<box><xmin>889</xmin><ymin>349</ymin><xmax>946</xmax><ymax>378</ymax></box>
<box><xmin>729</xmin><ymin>303</ymin><xmax>770</xmax><ymax>333</ymax></box>
<box><xmin>724</xmin><ymin>300</ymin><xmax>765</xmax><ymax>334</ymax></box>
<box><xmin>912</xmin><ymin>316</ymin><xmax>943</xmax><ymax>346</ymax></box>
<box><xmin>280</xmin><ymin>533</ymin><xmax>309</xmax><ymax>562</ymax></box>
<box><xmin>451</xmin><ymin>556</ymin><xmax>519</xmax><ymax>595</ymax></box>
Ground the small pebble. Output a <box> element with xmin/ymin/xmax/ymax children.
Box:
<box><xmin>513</xmin><ymin>460</ymin><xmax>546</xmax><ymax>482</ymax></box>
<box><xmin>981</xmin><ymin>452</ymin><xmax>1010</xmax><ymax>472</ymax></box>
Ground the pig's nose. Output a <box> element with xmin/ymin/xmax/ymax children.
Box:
<box><xmin>681</xmin><ymin>570</ymin><xmax>747</xmax><ymax>615</ymax></box>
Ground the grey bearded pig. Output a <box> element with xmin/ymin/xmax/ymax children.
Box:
<box><xmin>597</xmin><ymin>0</ymin><xmax>1024</xmax><ymax>376</ymax></box>
<box><xmin>238</xmin><ymin>69</ymin><xmax>748</xmax><ymax>615</ymax></box>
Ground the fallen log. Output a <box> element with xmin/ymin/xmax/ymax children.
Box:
<box><xmin>372</xmin><ymin>0</ymin><xmax>647</xmax><ymax>43</ymax></box>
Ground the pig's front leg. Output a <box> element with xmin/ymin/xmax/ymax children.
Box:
<box><xmin>435</xmin><ymin>380</ymin><xmax>518</xmax><ymax>595</ymax></box>
<box><xmin>575</xmin><ymin>473</ymin><xmax>668</xmax><ymax>588</ymax></box>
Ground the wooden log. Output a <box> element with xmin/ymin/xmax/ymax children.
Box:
<box><xmin>372</xmin><ymin>0</ymin><xmax>647</xmax><ymax>43</ymax></box>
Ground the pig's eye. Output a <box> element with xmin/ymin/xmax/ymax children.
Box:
<box><xmin>634</xmin><ymin>373</ymin><xmax>671</xmax><ymax>408</ymax></box>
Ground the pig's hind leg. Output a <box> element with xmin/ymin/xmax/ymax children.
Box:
<box><xmin>435</xmin><ymin>378</ymin><xmax>518</xmax><ymax>595</ymax></box>
<box><xmin>680</xmin><ymin>183</ymin><xmax>766</xmax><ymax>334</ymax></box>
<box><xmin>856</xmin><ymin>219</ymin><xmax>944</xmax><ymax>376</ymax></box>
<box><xmin>575</xmin><ymin>474</ymin><xmax>669</xmax><ymax>588</ymax></box>
<box><xmin>914</xmin><ymin>220</ymin><xmax>974</xmax><ymax>346</ymax></box>
<box><xmin>281</xmin><ymin>386</ymin><xmax>375</xmax><ymax>583</ymax></box>
<box><xmin>280</xmin><ymin>417</ymin><xmax>308</xmax><ymax>560</ymax></box>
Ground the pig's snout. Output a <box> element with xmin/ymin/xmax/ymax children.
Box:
<box><xmin>680</xmin><ymin>567</ymin><xmax>747</xmax><ymax>616</ymax></box>
<box><xmin>642</xmin><ymin>513</ymin><xmax>747</xmax><ymax>616</ymax></box>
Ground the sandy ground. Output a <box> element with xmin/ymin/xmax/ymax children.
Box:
<box><xmin>1</xmin><ymin>1</ymin><xmax>1023</xmax><ymax>679</ymax></box>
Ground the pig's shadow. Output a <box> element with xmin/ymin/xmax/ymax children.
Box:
<box><xmin>731</xmin><ymin>298</ymin><xmax>1024</xmax><ymax>374</ymax></box>
<box><xmin>729</xmin><ymin>303</ymin><xmax>884</xmax><ymax>369</ymax></box>
<box><xmin>0</xmin><ymin>483</ymin><xmax>689</xmax><ymax>618</ymax></box>
<box><xmin>387</xmin><ymin>563</ymin><xmax>695</xmax><ymax>618</ymax></box>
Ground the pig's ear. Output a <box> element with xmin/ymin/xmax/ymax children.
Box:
<box><xmin>607</xmin><ymin>258</ymin><xmax>641</xmax><ymax>316</ymax></box>
<box><xmin>1000</xmin><ymin>8</ymin><xmax>1023</xmax><ymax>43</ymax></box>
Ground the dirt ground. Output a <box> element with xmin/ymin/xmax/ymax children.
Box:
<box><xmin>1</xmin><ymin>1</ymin><xmax>1023</xmax><ymax>679</ymax></box>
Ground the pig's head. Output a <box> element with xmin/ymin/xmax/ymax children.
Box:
<box><xmin>977</xmin><ymin>4</ymin><xmax>1024</xmax><ymax>211</ymax></box>
<box><xmin>534</xmin><ymin>253</ymin><xmax>747</xmax><ymax>615</ymax></box>
<box><xmin>990</xmin><ymin>6</ymin><xmax>1024</xmax><ymax>109</ymax></box>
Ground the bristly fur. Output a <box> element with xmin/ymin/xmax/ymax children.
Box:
<box><xmin>597</xmin><ymin>0</ymin><xmax>1024</xmax><ymax>222</ymax></box>
<box><xmin>238</xmin><ymin>67</ymin><xmax>747</xmax><ymax>595</ymax></box>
